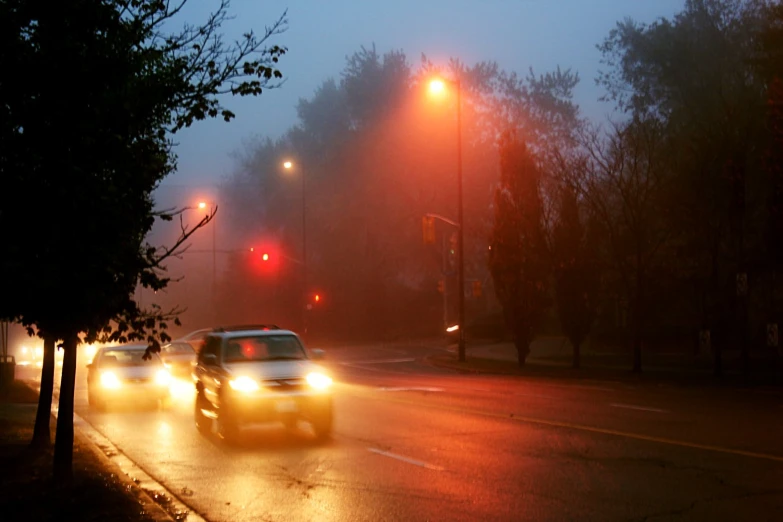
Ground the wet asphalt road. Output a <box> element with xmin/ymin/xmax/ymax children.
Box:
<box><xmin>23</xmin><ymin>343</ymin><xmax>783</xmax><ymax>521</ymax></box>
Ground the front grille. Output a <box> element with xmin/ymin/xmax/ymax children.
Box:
<box><xmin>124</xmin><ymin>377</ymin><xmax>151</xmax><ymax>384</ymax></box>
<box><xmin>261</xmin><ymin>378</ymin><xmax>307</xmax><ymax>391</ymax></box>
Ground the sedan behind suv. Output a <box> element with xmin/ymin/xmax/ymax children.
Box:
<box><xmin>87</xmin><ymin>344</ymin><xmax>172</xmax><ymax>410</ymax></box>
<box><xmin>192</xmin><ymin>325</ymin><xmax>333</xmax><ymax>441</ymax></box>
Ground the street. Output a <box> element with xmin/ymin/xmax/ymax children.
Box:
<box><xmin>19</xmin><ymin>343</ymin><xmax>783</xmax><ymax>522</ymax></box>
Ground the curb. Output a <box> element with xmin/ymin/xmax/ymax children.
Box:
<box><xmin>423</xmin><ymin>354</ymin><xmax>783</xmax><ymax>392</ymax></box>
<box><xmin>47</xmin><ymin>385</ymin><xmax>205</xmax><ymax>522</ymax></box>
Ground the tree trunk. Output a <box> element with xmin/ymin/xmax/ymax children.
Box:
<box><xmin>572</xmin><ymin>340</ymin><xmax>581</xmax><ymax>369</ymax></box>
<box><xmin>514</xmin><ymin>329</ymin><xmax>530</xmax><ymax>367</ymax></box>
<box><xmin>53</xmin><ymin>336</ymin><xmax>77</xmax><ymax>482</ymax></box>
<box><xmin>31</xmin><ymin>335</ymin><xmax>56</xmax><ymax>449</ymax></box>
<box><xmin>632</xmin><ymin>256</ymin><xmax>644</xmax><ymax>373</ymax></box>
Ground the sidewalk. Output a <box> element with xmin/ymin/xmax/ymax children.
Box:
<box><xmin>0</xmin><ymin>379</ymin><xmax>173</xmax><ymax>522</ymax></box>
<box><xmin>427</xmin><ymin>337</ymin><xmax>783</xmax><ymax>390</ymax></box>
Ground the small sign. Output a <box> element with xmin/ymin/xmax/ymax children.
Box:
<box><xmin>767</xmin><ymin>323</ymin><xmax>778</xmax><ymax>348</ymax></box>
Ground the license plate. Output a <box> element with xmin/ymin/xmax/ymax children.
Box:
<box><xmin>274</xmin><ymin>399</ymin><xmax>297</xmax><ymax>412</ymax></box>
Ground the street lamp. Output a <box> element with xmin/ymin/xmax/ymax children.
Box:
<box><xmin>198</xmin><ymin>200</ymin><xmax>217</xmax><ymax>322</ymax></box>
<box><xmin>429</xmin><ymin>76</ymin><xmax>466</xmax><ymax>362</ymax></box>
<box><xmin>282</xmin><ymin>160</ymin><xmax>308</xmax><ymax>336</ymax></box>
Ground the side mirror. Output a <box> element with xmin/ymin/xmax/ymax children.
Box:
<box><xmin>310</xmin><ymin>348</ymin><xmax>325</xmax><ymax>360</ymax></box>
<box><xmin>202</xmin><ymin>353</ymin><xmax>218</xmax><ymax>366</ymax></box>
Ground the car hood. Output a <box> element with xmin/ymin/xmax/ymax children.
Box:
<box><xmin>97</xmin><ymin>365</ymin><xmax>163</xmax><ymax>379</ymax></box>
<box><xmin>224</xmin><ymin>360</ymin><xmax>326</xmax><ymax>380</ymax></box>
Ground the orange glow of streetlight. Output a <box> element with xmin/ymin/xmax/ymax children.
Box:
<box><xmin>428</xmin><ymin>78</ymin><xmax>446</xmax><ymax>95</ymax></box>
<box><xmin>283</xmin><ymin>160</ymin><xmax>293</xmax><ymax>169</ymax></box>
<box><xmin>198</xmin><ymin>201</ymin><xmax>208</xmax><ymax>210</ymax></box>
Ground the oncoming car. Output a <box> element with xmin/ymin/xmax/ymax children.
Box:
<box><xmin>86</xmin><ymin>344</ymin><xmax>172</xmax><ymax>410</ymax></box>
<box><xmin>192</xmin><ymin>325</ymin><xmax>333</xmax><ymax>441</ymax></box>
<box><xmin>159</xmin><ymin>341</ymin><xmax>196</xmax><ymax>378</ymax></box>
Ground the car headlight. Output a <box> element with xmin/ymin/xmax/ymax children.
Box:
<box><xmin>100</xmin><ymin>371</ymin><xmax>121</xmax><ymax>389</ymax></box>
<box><xmin>155</xmin><ymin>369</ymin><xmax>172</xmax><ymax>386</ymax></box>
<box><xmin>229</xmin><ymin>376</ymin><xmax>259</xmax><ymax>392</ymax></box>
<box><xmin>306</xmin><ymin>372</ymin><xmax>332</xmax><ymax>390</ymax></box>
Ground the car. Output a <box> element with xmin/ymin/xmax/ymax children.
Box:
<box><xmin>174</xmin><ymin>328</ymin><xmax>213</xmax><ymax>352</ymax></box>
<box><xmin>86</xmin><ymin>344</ymin><xmax>172</xmax><ymax>410</ymax></box>
<box><xmin>159</xmin><ymin>341</ymin><xmax>196</xmax><ymax>378</ymax></box>
<box><xmin>192</xmin><ymin>325</ymin><xmax>333</xmax><ymax>441</ymax></box>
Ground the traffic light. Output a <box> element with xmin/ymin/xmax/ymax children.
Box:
<box><xmin>314</xmin><ymin>293</ymin><xmax>321</xmax><ymax>303</ymax></box>
<box><xmin>262</xmin><ymin>252</ymin><xmax>269</xmax><ymax>261</ymax></box>
<box><xmin>437</xmin><ymin>280</ymin><xmax>445</xmax><ymax>293</ymax></box>
<box><xmin>472</xmin><ymin>280</ymin><xmax>482</xmax><ymax>297</ymax></box>
<box><xmin>422</xmin><ymin>216</ymin><xmax>436</xmax><ymax>245</ymax></box>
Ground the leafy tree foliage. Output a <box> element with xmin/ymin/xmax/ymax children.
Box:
<box><xmin>0</xmin><ymin>0</ymin><xmax>286</xmax><ymax>480</ymax></box>
<box><xmin>489</xmin><ymin>132</ymin><xmax>550</xmax><ymax>366</ymax></box>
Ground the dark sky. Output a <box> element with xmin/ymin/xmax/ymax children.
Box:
<box><xmin>160</xmin><ymin>0</ymin><xmax>684</xmax><ymax>191</ymax></box>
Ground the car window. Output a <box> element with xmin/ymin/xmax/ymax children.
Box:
<box><xmin>100</xmin><ymin>349</ymin><xmax>160</xmax><ymax>366</ymax></box>
<box><xmin>224</xmin><ymin>335</ymin><xmax>306</xmax><ymax>362</ymax></box>
<box><xmin>163</xmin><ymin>342</ymin><xmax>195</xmax><ymax>354</ymax></box>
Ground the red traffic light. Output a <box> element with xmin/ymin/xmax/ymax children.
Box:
<box><xmin>314</xmin><ymin>294</ymin><xmax>321</xmax><ymax>302</ymax></box>
<box><xmin>262</xmin><ymin>253</ymin><xmax>269</xmax><ymax>261</ymax></box>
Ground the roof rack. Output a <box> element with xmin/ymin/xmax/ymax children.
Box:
<box><xmin>212</xmin><ymin>324</ymin><xmax>281</xmax><ymax>332</ymax></box>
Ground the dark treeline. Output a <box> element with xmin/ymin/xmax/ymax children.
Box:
<box><xmin>214</xmin><ymin>1</ymin><xmax>783</xmax><ymax>375</ymax></box>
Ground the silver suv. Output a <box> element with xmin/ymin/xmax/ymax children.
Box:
<box><xmin>192</xmin><ymin>325</ymin><xmax>333</xmax><ymax>441</ymax></box>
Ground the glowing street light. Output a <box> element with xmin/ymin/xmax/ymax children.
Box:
<box><xmin>283</xmin><ymin>159</ymin><xmax>309</xmax><ymax>336</ymax></box>
<box><xmin>428</xmin><ymin>75</ymin><xmax>466</xmax><ymax>362</ymax></box>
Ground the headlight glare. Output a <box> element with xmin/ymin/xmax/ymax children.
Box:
<box><xmin>229</xmin><ymin>376</ymin><xmax>259</xmax><ymax>392</ymax></box>
<box><xmin>155</xmin><ymin>369</ymin><xmax>172</xmax><ymax>386</ymax></box>
<box><xmin>100</xmin><ymin>371</ymin><xmax>121</xmax><ymax>389</ymax></box>
<box><xmin>306</xmin><ymin>372</ymin><xmax>332</xmax><ymax>390</ymax></box>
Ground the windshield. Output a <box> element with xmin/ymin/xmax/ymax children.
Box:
<box><xmin>162</xmin><ymin>343</ymin><xmax>195</xmax><ymax>354</ymax></box>
<box><xmin>224</xmin><ymin>335</ymin><xmax>306</xmax><ymax>363</ymax></box>
<box><xmin>99</xmin><ymin>349</ymin><xmax>161</xmax><ymax>367</ymax></box>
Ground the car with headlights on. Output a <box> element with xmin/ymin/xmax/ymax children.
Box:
<box><xmin>175</xmin><ymin>328</ymin><xmax>213</xmax><ymax>352</ymax></box>
<box><xmin>192</xmin><ymin>325</ymin><xmax>333</xmax><ymax>441</ymax></box>
<box><xmin>86</xmin><ymin>344</ymin><xmax>172</xmax><ymax>410</ymax></box>
<box><xmin>159</xmin><ymin>341</ymin><xmax>196</xmax><ymax>378</ymax></box>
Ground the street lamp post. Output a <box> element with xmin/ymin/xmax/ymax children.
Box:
<box><xmin>283</xmin><ymin>160</ymin><xmax>308</xmax><ymax>337</ymax></box>
<box><xmin>429</xmin><ymin>77</ymin><xmax>466</xmax><ymax>362</ymax></box>
<box><xmin>198</xmin><ymin>200</ymin><xmax>217</xmax><ymax>323</ymax></box>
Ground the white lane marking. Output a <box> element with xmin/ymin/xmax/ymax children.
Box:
<box><xmin>610</xmin><ymin>403</ymin><xmax>669</xmax><ymax>413</ymax></box>
<box><xmin>341</xmin><ymin>358</ymin><xmax>416</xmax><ymax>365</ymax></box>
<box><xmin>368</xmin><ymin>448</ymin><xmax>444</xmax><ymax>471</ymax></box>
<box><xmin>378</xmin><ymin>387</ymin><xmax>444</xmax><ymax>392</ymax></box>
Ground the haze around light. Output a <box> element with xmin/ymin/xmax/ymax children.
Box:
<box><xmin>159</xmin><ymin>0</ymin><xmax>684</xmax><ymax>191</ymax></box>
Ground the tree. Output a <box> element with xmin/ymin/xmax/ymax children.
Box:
<box><xmin>596</xmin><ymin>0</ymin><xmax>769</xmax><ymax>375</ymax></box>
<box><xmin>757</xmin><ymin>2</ymin><xmax>783</xmax><ymax>352</ymax></box>
<box><xmin>0</xmin><ymin>0</ymin><xmax>286</xmax><ymax>480</ymax></box>
<box><xmin>552</xmin><ymin>183</ymin><xmax>600</xmax><ymax>368</ymax></box>
<box><xmin>489</xmin><ymin>132</ymin><xmax>550</xmax><ymax>366</ymax></box>
<box><xmin>574</xmin><ymin>118</ymin><xmax>673</xmax><ymax>372</ymax></box>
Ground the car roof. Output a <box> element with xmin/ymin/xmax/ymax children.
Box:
<box><xmin>100</xmin><ymin>344</ymin><xmax>152</xmax><ymax>351</ymax></box>
<box><xmin>177</xmin><ymin>328</ymin><xmax>213</xmax><ymax>342</ymax></box>
<box><xmin>213</xmin><ymin>328</ymin><xmax>299</xmax><ymax>338</ymax></box>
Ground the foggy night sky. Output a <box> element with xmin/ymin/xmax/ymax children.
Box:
<box><xmin>160</xmin><ymin>0</ymin><xmax>684</xmax><ymax>192</ymax></box>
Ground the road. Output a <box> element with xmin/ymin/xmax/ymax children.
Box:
<box><xmin>20</xmin><ymin>342</ymin><xmax>783</xmax><ymax>521</ymax></box>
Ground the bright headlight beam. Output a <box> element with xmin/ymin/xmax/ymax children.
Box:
<box><xmin>155</xmin><ymin>369</ymin><xmax>172</xmax><ymax>386</ymax></box>
<box><xmin>229</xmin><ymin>376</ymin><xmax>259</xmax><ymax>392</ymax></box>
<box><xmin>306</xmin><ymin>372</ymin><xmax>332</xmax><ymax>390</ymax></box>
<box><xmin>100</xmin><ymin>371</ymin><xmax>121</xmax><ymax>389</ymax></box>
